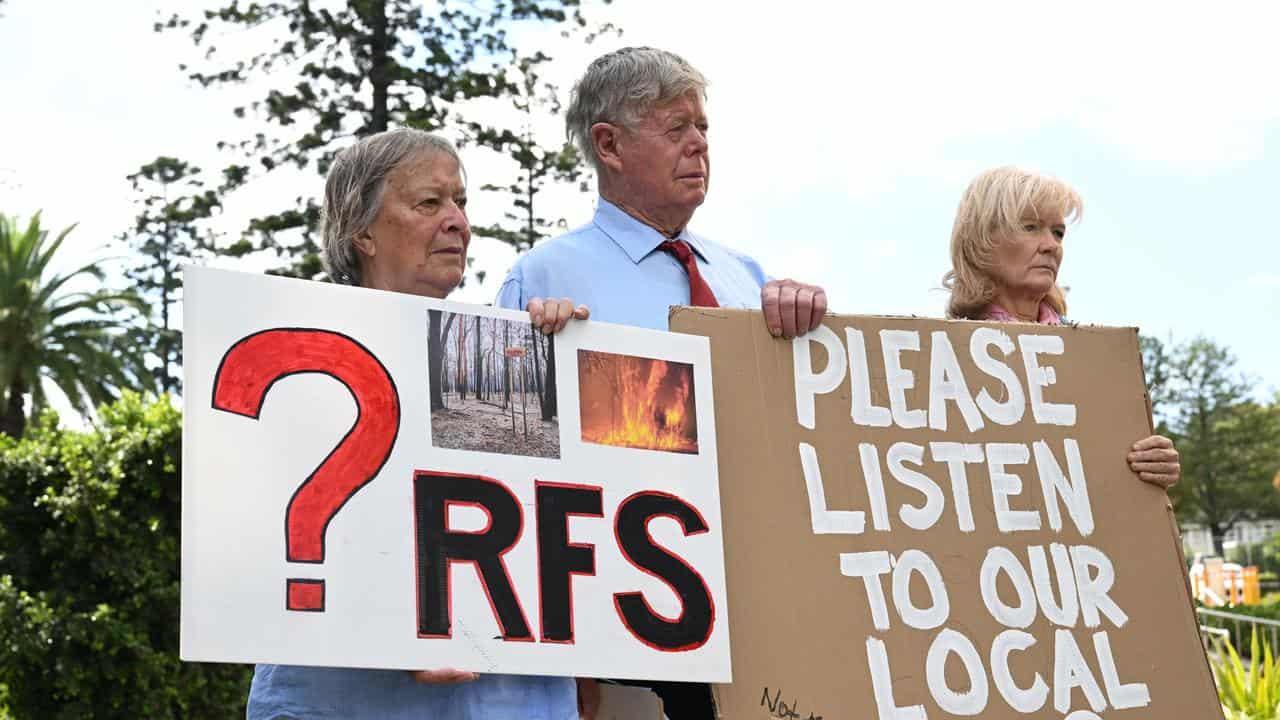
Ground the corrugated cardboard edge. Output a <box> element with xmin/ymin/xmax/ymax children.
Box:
<box><xmin>669</xmin><ymin>306</ymin><xmax>767</xmax><ymax>720</ymax></box>
<box><xmin>1132</xmin><ymin>328</ymin><xmax>1225</xmax><ymax>718</ymax></box>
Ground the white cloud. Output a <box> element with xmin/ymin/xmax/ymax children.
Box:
<box><xmin>1247</xmin><ymin>272</ymin><xmax>1280</xmax><ymax>289</ymax></box>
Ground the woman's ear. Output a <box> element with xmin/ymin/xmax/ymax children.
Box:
<box><xmin>353</xmin><ymin>231</ymin><xmax>376</xmax><ymax>258</ymax></box>
<box><xmin>591</xmin><ymin>122</ymin><xmax>625</xmax><ymax>174</ymax></box>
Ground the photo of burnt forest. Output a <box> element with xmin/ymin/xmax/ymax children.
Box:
<box><xmin>427</xmin><ymin>309</ymin><xmax>560</xmax><ymax>459</ymax></box>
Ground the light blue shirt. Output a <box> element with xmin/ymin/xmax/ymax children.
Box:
<box><xmin>496</xmin><ymin>198</ymin><xmax>769</xmax><ymax>327</ymax></box>
<box><xmin>246</xmin><ymin>666</ymin><xmax>576</xmax><ymax>720</ymax></box>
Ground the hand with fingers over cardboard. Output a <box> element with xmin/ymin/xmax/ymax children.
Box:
<box><xmin>1127</xmin><ymin>434</ymin><xmax>1180</xmax><ymax>489</ymax></box>
<box><xmin>762</xmin><ymin>278</ymin><xmax>828</xmax><ymax>339</ymax></box>
<box><xmin>527</xmin><ymin>297</ymin><xmax>591</xmax><ymax>335</ymax></box>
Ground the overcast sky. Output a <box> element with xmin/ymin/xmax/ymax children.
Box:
<box><xmin>1</xmin><ymin>0</ymin><xmax>1277</xmax><ymax>403</ymax></box>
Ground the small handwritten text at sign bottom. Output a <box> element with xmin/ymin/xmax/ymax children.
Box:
<box><xmin>761</xmin><ymin>687</ymin><xmax>823</xmax><ymax>720</ymax></box>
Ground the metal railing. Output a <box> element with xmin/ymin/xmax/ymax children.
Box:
<box><xmin>1197</xmin><ymin>607</ymin><xmax>1280</xmax><ymax>654</ymax></box>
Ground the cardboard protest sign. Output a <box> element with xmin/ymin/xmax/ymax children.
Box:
<box><xmin>669</xmin><ymin>309</ymin><xmax>1220</xmax><ymax>720</ymax></box>
<box><xmin>181</xmin><ymin>267</ymin><xmax>731</xmax><ymax>681</ymax></box>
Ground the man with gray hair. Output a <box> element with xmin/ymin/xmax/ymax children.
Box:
<box><xmin>497</xmin><ymin>46</ymin><xmax>829</xmax><ymax>719</ymax></box>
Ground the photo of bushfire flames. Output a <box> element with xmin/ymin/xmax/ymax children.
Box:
<box><xmin>577</xmin><ymin>350</ymin><xmax>699</xmax><ymax>454</ymax></box>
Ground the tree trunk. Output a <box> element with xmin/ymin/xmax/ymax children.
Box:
<box><xmin>428</xmin><ymin>311</ymin><xmax>456</xmax><ymax>411</ymax></box>
<box><xmin>160</xmin><ymin>217</ymin><xmax>174</xmax><ymax>394</ymax></box>
<box><xmin>1</xmin><ymin>379</ymin><xmax>27</xmax><ymax>439</ymax></box>
<box><xmin>503</xmin><ymin>323</ymin><xmax>511</xmax><ymax>409</ymax></box>
<box><xmin>1210</xmin><ymin>521</ymin><xmax>1227</xmax><ymax>557</ymax></box>
<box><xmin>531</xmin><ymin>326</ymin><xmax>544</xmax><ymax>401</ymax></box>
<box><xmin>367</xmin><ymin>0</ymin><xmax>390</xmax><ymax>134</ymax></box>
<box><xmin>428</xmin><ymin>310</ymin><xmax>444</xmax><ymax>411</ymax></box>
<box><xmin>456</xmin><ymin>316</ymin><xmax>467</xmax><ymax>401</ymax></box>
<box><xmin>525</xmin><ymin>132</ymin><xmax>535</xmax><ymax>248</ymax></box>
<box><xmin>474</xmin><ymin>315</ymin><xmax>483</xmax><ymax>401</ymax></box>
<box><xmin>542</xmin><ymin>334</ymin><xmax>557</xmax><ymax>421</ymax></box>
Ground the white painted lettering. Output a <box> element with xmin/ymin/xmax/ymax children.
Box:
<box><xmin>1034</xmin><ymin>438</ymin><xmax>1094</xmax><ymax>536</ymax></box>
<box><xmin>1018</xmin><ymin>334</ymin><xmax>1077</xmax><ymax>426</ymax></box>
<box><xmin>799</xmin><ymin>443</ymin><xmax>865</xmax><ymax>534</ymax></box>
<box><xmin>887</xmin><ymin>442</ymin><xmax>944</xmax><ymax>531</ymax></box>
<box><xmin>970</xmin><ymin>327</ymin><xmax>1025</xmax><ymax>426</ymax></box>
<box><xmin>987</xmin><ymin>443</ymin><xmax>1041</xmax><ymax>532</ymax></box>
<box><xmin>926</xmin><ymin>628</ymin><xmax>989</xmax><ymax>715</ymax></box>
<box><xmin>929</xmin><ymin>442</ymin><xmax>983</xmax><ymax>533</ymax></box>
<box><xmin>880</xmin><ymin>330</ymin><xmax>926</xmax><ymax>429</ymax></box>
<box><xmin>990</xmin><ymin>630</ymin><xmax>1049</xmax><ymax>713</ymax></box>
<box><xmin>793</xmin><ymin>326</ymin><xmax>846</xmax><ymax>429</ymax></box>
<box><xmin>892</xmin><ymin>550</ymin><xmax>950</xmax><ymax>630</ymax></box>
<box><xmin>928</xmin><ymin>330</ymin><xmax>984</xmax><ymax>432</ymax></box>
<box><xmin>980</xmin><ymin>546</ymin><xmax>1038</xmax><ymax>628</ymax></box>
<box><xmin>841</xmin><ymin>551</ymin><xmax>893</xmax><ymax>630</ymax></box>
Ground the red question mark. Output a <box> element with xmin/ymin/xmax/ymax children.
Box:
<box><xmin>212</xmin><ymin>328</ymin><xmax>400</xmax><ymax>612</ymax></box>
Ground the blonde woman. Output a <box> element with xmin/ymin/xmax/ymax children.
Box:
<box><xmin>942</xmin><ymin>166</ymin><xmax>1179</xmax><ymax>489</ymax></box>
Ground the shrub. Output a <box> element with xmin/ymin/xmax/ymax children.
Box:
<box><xmin>0</xmin><ymin>394</ymin><xmax>251</xmax><ymax>719</ymax></box>
<box><xmin>1215</xmin><ymin>629</ymin><xmax>1280</xmax><ymax>719</ymax></box>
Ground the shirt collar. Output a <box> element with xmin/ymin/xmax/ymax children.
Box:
<box><xmin>592</xmin><ymin>197</ymin><xmax>711</xmax><ymax>265</ymax></box>
<box><xmin>984</xmin><ymin>301</ymin><xmax>1062</xmax><ymax>325</ymax></box>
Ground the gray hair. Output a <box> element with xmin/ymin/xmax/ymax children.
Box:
<box><xmin>565</xmin><ymin>47</ymin><xmax>709</xmax><ymax>170</ymax></box>
<box><xmin>321</xmin><ymin>127</ymin><xmax>462</xmax><ymax>286</ymax></box>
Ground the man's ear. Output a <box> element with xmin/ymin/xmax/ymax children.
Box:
<box><xmin>590</xmin><ymin>122</ymin><xmax>625</xmax><ymax>174</ymax></box>
<box><xmin>353</xmin><ymin>231</ymin><xmax>376</xmax><ymax>258</ymax></box>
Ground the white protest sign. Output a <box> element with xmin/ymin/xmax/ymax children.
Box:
<box><xmin>180</xmin><ymin>267</ymin><xmax>730</xmax><ymax>681</ymax></box>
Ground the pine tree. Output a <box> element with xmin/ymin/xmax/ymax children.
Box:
<box><xmin>121</xmin><ymin>157</ymin><xmax>219</xmax><ymax>393</ymax></box>
<box><xmin>156</xmin><ymin>0</ymin><xmax>610</xmax><ymax>281</ymax></box>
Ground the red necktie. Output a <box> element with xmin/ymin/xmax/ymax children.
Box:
<box><xmin>659</xmin><ymin>239</ymin><xmax>719</xmax><ymax>308</ymax></box>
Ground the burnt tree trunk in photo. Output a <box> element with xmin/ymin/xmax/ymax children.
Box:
<box><xmin>542</xmin><ymin>333</ymin><xmax>557</xmax><ymax>421</ymax></box>
<box><xmin>474</xmin><ymin>315</ymin><xmax>484</xmax><ymax>401</ymax></box>
<box><xmin>427</xmin><ymin>310</ymin><xmax>455</xmax><ymax>412</ymax></box>
<box><xmin>503</xmin><ymin>323</ymin><xmax>511</xmax><ymax>409</ymax></box>
<box><xmin>455</xmin><ymin>316</ymin><xmax>467</xmax><ymax>401</ymax></box>
<box><xmin>531</xmin><ymin>326</ymin><xmax>545</xmax><ymax>404</ymax></box>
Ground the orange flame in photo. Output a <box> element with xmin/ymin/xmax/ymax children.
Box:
<box><xmin>577</xmin><ymin>350</ymin><xmax>698</xmax><ymax>454</ymax></box>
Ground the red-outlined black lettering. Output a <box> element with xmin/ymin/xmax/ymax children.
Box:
<box><xmin>535</xmin><ymin>481</ymin><xmax>604</xmax><ymax>644</ymax></box>
<box><xmin>413</xmin><ymin>470</ymin><xmax>533</xmax><ymax>641</ymax></box>
<box><xmin>211</xmin><ymin>328</ymin><xmax>400</xmax><ymax>613</ymax></box>
<box><xmin>613</xmin><ymin>490</ymin><xmax>716</xmax><ymax>652</ymax></box>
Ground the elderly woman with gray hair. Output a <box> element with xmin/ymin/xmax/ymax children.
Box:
<box><xmin>943</xmin><ymin>166</ymin><xmax>1180</xmax><ymax>489</ymax></box>
<box><xmin>246</xmin><ymin>128</ymin><xmax>587</xmax><ymax>719</ymax></box>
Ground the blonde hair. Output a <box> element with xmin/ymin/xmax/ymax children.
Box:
<box><xmin>942</xmin><ymin>166</ymin><xmax>1083</xmax><ymax>319</ymax></box>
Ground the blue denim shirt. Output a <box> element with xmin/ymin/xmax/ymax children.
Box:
<box><xmin>496</xmin><ymin>198</ymin><xmax>770</xmax><ymax>326</ymax></box>
<box><xmin>247</xmin><ymin>665</ymin><xmax>577</xmax><ymax>720</ymax></box>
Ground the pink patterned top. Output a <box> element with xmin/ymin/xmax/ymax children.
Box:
<box><xmin>983</xmin><ymin>301</ymin><xmax>1061</xmax><ymax>325</ymax></box>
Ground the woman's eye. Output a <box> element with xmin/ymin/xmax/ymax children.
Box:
<box><xmin>1053</xmin><ymin>229</ymin><xmax>1066</xmax><ymax>240</ymax></box>
<box><xmin>419</xmin><ymin>198</ymin><xmax>440</xmax><ymax>210</ymax></box>
<box><xmin>1022</xmin><ymin>223</ymin><xmax>1038</xmax><ymax>232</ymax></box>
<box><xmin>456</xmin><ymin>197</ymin><xmax>468</xmax><ymax>210</ymax></box>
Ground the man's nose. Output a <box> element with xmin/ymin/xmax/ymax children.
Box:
<box><xmin>687</xmin><ymin>128</ymin><xmax>708</xmax><ymax>155</ymax></box>
<box><xmin>443</xmin><ymin>202</ymin><xmax>469</xmax><ymax>235</ymax></box>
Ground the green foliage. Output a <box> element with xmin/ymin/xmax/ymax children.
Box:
<box><xmin>121</xmin><ymin>157</ymin><xmax>220</xmax><ymax>394</ymax></box>
<box><xmin>1143</xmin><ymin>335</ymin><xmax>1280</xmax><ymax>554</ymax></box>
<box><xmin>1215</xmin><ymin>630</ymin><xmax>1280</xmax><ymax>719</ymax></box>
<box><xmin>156</xmin><ymin>0</ymin><xmax>611</xmax><ymax>281</ymax></box>
<box><xmin>0</xmin><ymin>213</ymin><xmax>149</xmax><ymax>439</ymax></box>
<box><xmin>470</xmin><ymin>54</ymin><xmax>595</xmax><ymax>262</ymax></box>
<box><xmin>0</xmin><ymin>394</ymin><xmax>251</xmax><ymax>718</ymax></box>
